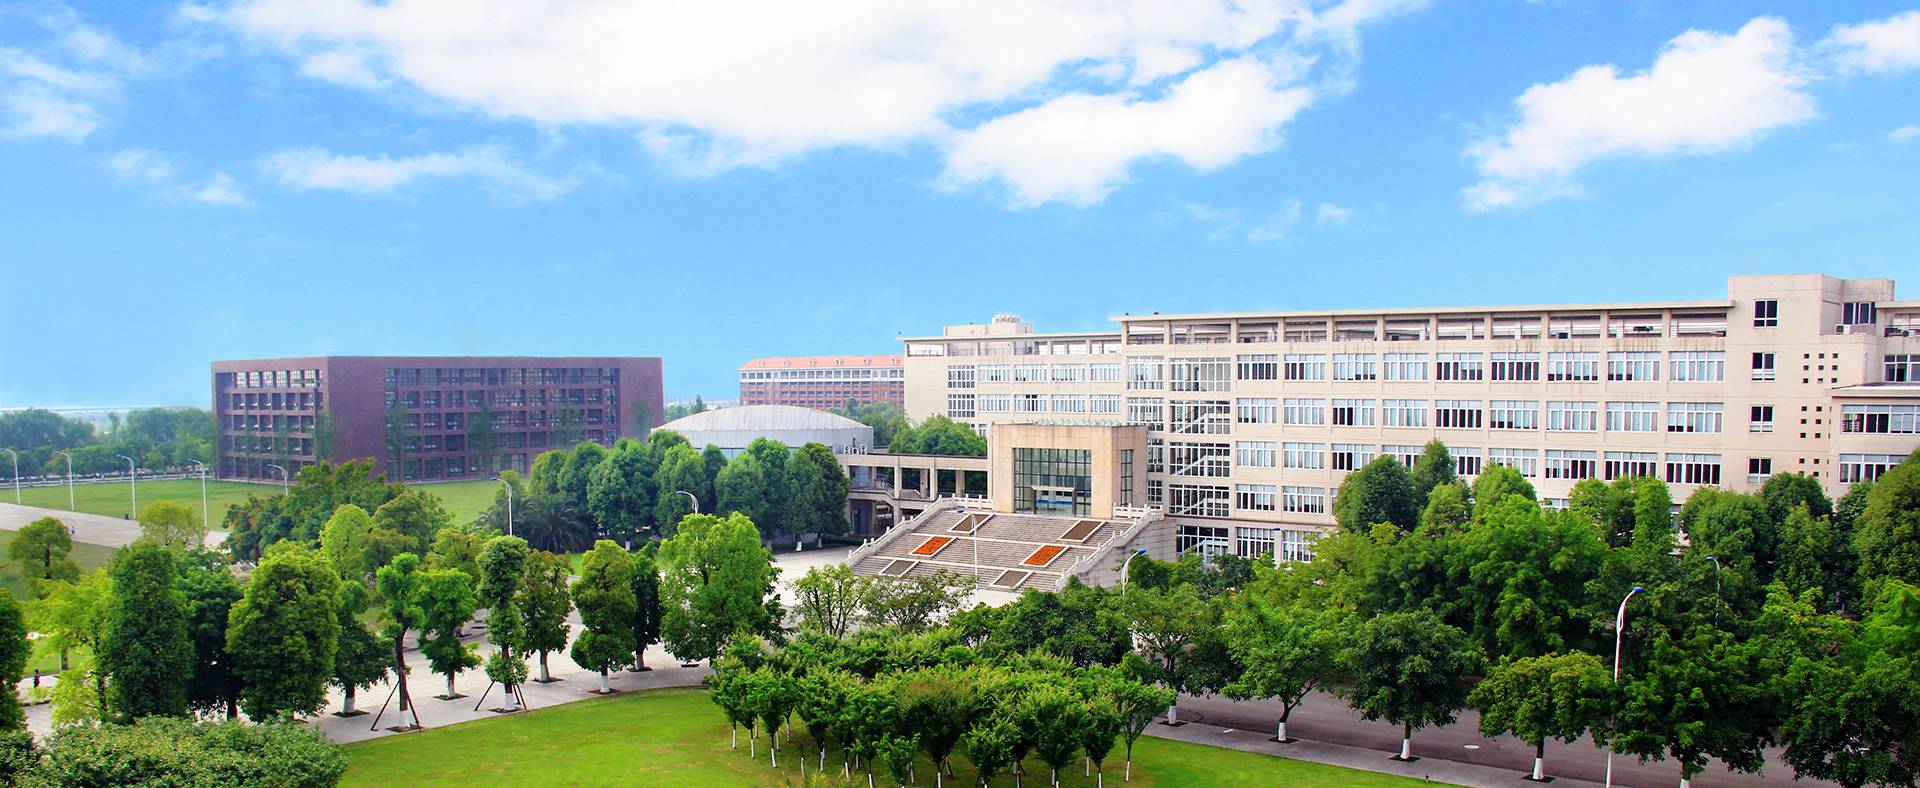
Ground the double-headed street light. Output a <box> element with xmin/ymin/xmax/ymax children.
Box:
<box><xmin>115</xmin><ymin>454</ymin><xmax>137</xmax><ymax>518</ymax></box>
<box><xmin>1604</xmin><ymin>585</ymin><xmax>1646</xmax><ymax>788</ymax></box>
<box><xmin>185</xmin><ymin>460</ymin><xmax>210</xmax><ymax>536</ymax></box>
<box><xmin>54</xmin><ymin>450</ymin><xmax>74</xmax><ymax>512</ymax></box>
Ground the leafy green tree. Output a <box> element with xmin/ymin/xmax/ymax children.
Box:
<box><xmin>417</xmin><ymin>567</ymin><xmax>480</xmax><ymax>699</ymax></box>
<box><xmin>138</xmin><ymin>500</ymin><xmax>205</xmax><ymax>550</ymax></box>
<box><xmin>99</xmin><ymin>541</ymin><xmax>192</xmax><ymax>720</ymax></box>
<box><xmin>1222</xmin><ymin>595</ymin><xmax>1345</xmax><ymax>742</ymax></box>
<box><xmin>0</xmin><ymin>591</ymin><xmax>28</xmax><ymax>730</ymax></box>
<box><xmin>1454</xmin><ymin>501</ymin><xmax>1610</xmax><ymax>659</ymax></box>
<box><xmin>1468</xmin><ymin>651</ymin><xmax>1612</xmax><ymax>781</ymax></box>
<box><xmin>700</xmin><ymin>444</ymin><xmax>727</xmax><ymax>496</ymax></box>
<box><xmin>1779</xmin><ymin>647</ymin><xmax>1919</xmax><ymax>788</ymax></box>
<box><xmin>888</xmin><ymin>415</ymin><xmax>987</xmax><ymax>457</ymax></box>
<box><xmin>652</xmin><ymin>444</ymin><xmax>707</xmax><ymax>533</ymax></box>
<box><xmin>570</xmin><ymin>540</ymin><xmax>638</xmax><ymax>693</ymax></box>
<box><xmin>894</xmin><ymin>666</ymin><xmax>978</xmax><ymax>784</ymax></box>
<box><xmin>1760</xmin><ymin>472</ymin><xmax>1833</xmax><ymax>526</ymax></box>
<box><xmin>792</xmin><ymin>564</ymin><xmax>867</xmax><ymax>639</ymax></box>
<box><xmin>468</xmin><ymin>400</ymin><xmax>500</xmax><ymax>475</ymax></box>
<box><xmin>1777</xmin><ymin>504</ymin><xmax>1858</xmax><ymax>610</ymax></box>
<box><xmin>1628</xmin><ymin>476</ymin><xmax>1676</xmax><ymax>553</ymax></box>
<box><xmin>559</xmin><ymin>441</ymin><xmax>610</xmax><ymax>519</ymax></box>
<box><xmin>371</xmin><ymin>489</ymin><xmax>454</xmax><ymax>557</ymax></box>
<box><xmin>519</xmin><ymin>551</ymin><xmax>573</xmax><ymax>682</ymax></box>
<box><xmin>318</xmin><ymin>504</ymin><xmax>374</xmax><ymax>584</ymax></box>
<box><xmin>1015</xmin><ymin>682</ymin><xmax>1089</xmax><ymax>786</ymax></box>
<box><xmin>8</xmin><ymin>516</ymin><xmax>78</xmax><ymax>596</ymax></box>
<box><xmin>1680</xmin><ymin>488</ymin><xmax>1778</xmax><ymax>586</ymax></box>
<box><xmin>1420</xmin><ymin>482</ymin><xmax>1471</xmax><ymax>531</ymax></box>
<box><xmin>586</xmin><ymin>440</ymin><xmax>652</xmax><ymax>545</ymax></box>
<box><xmin>875</xmin><ymin>732</ymin><xmax>919</xmax><ymax>786</ymax></box>
<box><xmin>311</xmin><ymin>411</ymin><xmax>335</xmax><ymax>460</ymax></box>
<box><xmin>425</xmin><ymin>526</ymin><xmax>484</xmax><ymax>580</ymax></box>
<box><xmin>630</xmin><ymin>546</ymin><xmax>662</xmax><ymax>671</ymax></box>
<box><xmin>1342</xmin><ymin>609</ymin><xmax>1481</xmax><ymax>761</ymax></box>
<box><xmin>227</xmin><ymin>545</ymin><xmax>340</xmax><ymax>720</ymax></box>
<box><xmin>178</xmin><ymin>552</ymin><xmax>244</xmax><ymax>719</ymax></box>
<box><xmin>657</xmin><ymin>513</ymin><xmax>777</xmax><ymax>664</ymax></box>
<box><xmin>989</xmin><ymin>580</ymin><xmax>1131</xmax><ymax>667</ymax></box>
<box><xmin>1608</xmin><ymin>623</ymin><xmax>1780</xmax><ymax>783</ymax></box>
<box><xmin>959</xmin><ymin>713</ymin><xmax>1019</xmax><ymax>787</ymax></box>
<box><xmin>864</xmin><ymin>570</ymin><xmax>974</xmax><ymax>633</ymax></box>
<box><xmin>1333</xmin><ymin>455</ymin><xmax>1420</xmax><ymax>532</ymax></box>
<box><xmin>31</xmin><ymin>717</ymin><xmax>347</xmax><ymax>786</ymax></box>
<box><xmin>1410</xmin><ymin>440</ymin><xmax>1456</xmax><ymax>499</ymax></box>
<box><xmin>1124</xmin><ymin>584</ymin><xmax>1221</xmax><ymax>724</ymax></box>
<box><xmin>1105</xmin><ymin>672</ymin><xmax>1174</xmax><ymax>782</ymax></box>
<box><xmin>836</xmin><ymin>401</ymin><xmax>908</xmax><ymax>448</ymax></box>
<box><xmin>1855</xmin><ymin>460</ymin><xmax>1920</xmax><ymax>596</ymax></box>
<box><xmin>748</xmin><ymin>667</ymin><xmax>798</xmax><ymax>765</ymax></box>
<box><xmin>1470</xmin><ymin>464</ymin><xmax>1536</xmax><ymax>509</ymax></box>
<box><xmin>478</xmin><ymin>536</ymin><xmax>531</xmax><ymax>709</ymax></box>
<box><xmin>1080</xmin><ymin>690</ymin><xmax>1123</xmax><ymax>788</ymax></box>
<box><xmin>330</xmin><ymin>580</ymin><xmax>388</xmax><ymax>717</ymax></box>
<box><xmin>715</xmin><ymin>452</ymin><xmax>776</xmax><ymax>534</ymax></box>
<box><xmin>30</xmin><ymin>569</ymin><xmax>111</xmax><ymax>706</ymax></box>
<box><xmin>223</xmin><ymin>460</ymin><xmax>407</xmax><ymax>560</ymax></box>
<box><xmin>375</xmin><ymin>553</ymin><xmax>426</xmax><ymax>727</ymax></box>
<box><xmin>785</xmin><ymin>442</ymin><xmax>851</xmax><ymax>539</ymax></box>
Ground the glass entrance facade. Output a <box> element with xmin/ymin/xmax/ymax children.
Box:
<box><xmin>1013</xmin><ymin>447</ymin><xmax>1092</xmax><ymax>516</ymax></box>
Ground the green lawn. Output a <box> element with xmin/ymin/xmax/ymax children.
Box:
<box><xmin>0</xmin><ymin>528</ymin><xmax>119</xmax><ymax>601</ymax></box>
<box><xmin>7</xmin><ymin>478</ymin><xmax>501</xmax><ymax>531</ymax></box>
<box><xmin>342</xmin><ymin>687</ymin><xmax>1423</xmax><ymax>787</ymax></box>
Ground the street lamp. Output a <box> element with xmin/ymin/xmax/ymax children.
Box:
<box><xmin>1</xmin><ymin>448</ymin><xmax>17</xmax><ymax>504</ymax></box>
<box><xmin>491</xmin><ymin>476</ymin><xmax>514</xmax><ymax>537</ymax></box>
<box><xmin>115</xmin><ymin>454</ymin><xmax>137</xmax><ymax>518</ymax></box>
<box><xmin>1703</xmin><ymin>555</ymin><xmax>1721</xmax><ymax>594</ymax></box>
<box><xmin>185</xmin><ymin>460</ymin><xmax>209</xmax><ymax>536</ymax></box>
<box><xmin>265</xmin><ymin>464</ymin><xmax>290</xmax><ymax>495</ymax></box>
<box><xmin>673</xmin><ymin>489</ymin><xmax>698</xmax><ymax>514</ymax></box>
<box><xmin>1119</xmin><ymin>548</ymin><xmax>1150</xmax><ymax>589</ymax></box>
<box><xmin>1604</xmin><ymin>585</ymin><xmax>1646</xmax><ymax>788</ymax></box>
<box><xmin>54</xmin><ymin>451</ymin><xmax>74</xmax><ymax>512</ymax></box>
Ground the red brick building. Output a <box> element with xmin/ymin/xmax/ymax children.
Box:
<box><xmin>212</xmin><ymin>356</ymin><xmax>663</xmax><ymax>483</ymax></box>
<box><xmin>738</xmin><ymin>355</ymin><xmax>904</xmax><ymax>411</ymax></box>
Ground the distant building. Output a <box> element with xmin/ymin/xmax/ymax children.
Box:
<box><xmin>658</xmin><ymin>404</ymin><xmax>873</xmax><ymax>458</ymax></box>
<box><xmin>211</xmin><ymin>356</ymin><xmax>663</xmax><ymax>483</ymax></box>
<box><xmin>739</xmin><ymin>355</ymin><xmax>903</xmax><ymax>410</ymax></box>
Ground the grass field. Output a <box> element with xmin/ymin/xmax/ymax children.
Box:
<box><xmin>7</xmin><ymin>478</ymin><xmax>501</xmax><ymax>531</ymax></box>
<box><xmin>341</xmin><ymin>687</ymin><xmax>1422</xmax><ymax>788</ymax></box>
<box><xmin>0</xmin><ymin>528</ymin><xmax>118</xmax><ymax>601</ymax></box>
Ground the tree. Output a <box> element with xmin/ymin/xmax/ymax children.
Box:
<box><xmin>8</xmin><ymin>516</ymin><xmax>78</xmax><ymax>596</ymax></box>
<box><xmin>875</xmin><ymin>732</ymin><xmax>919</xmax><ymax>787</ymax></box>
<box><xmin>701</xmin><ymin>444</ymin><xmax>728</xmax><ymax>497</ymax></box>
<box><xmin>959</xmin><ymin>714</ymin><xmax>1019</xmax><ymax>787</ymax></box>
<box><xmin>98</xmin><ymin>541</ymin><xmax>192</xmax><ymax>720</ymax></box>
<box><xmin>1222</xmin><ymin>596</ymin><xmax>1345</xmax><ymax>743</ymax></box>
<box><xmin>1778</xmin><ymin>504</ymin><xmax>1857</xmax><ymax>610</ymax></box>
<box><xmin>227</xmin><ymin>545</ymin><xmax>341</xmax><ymax>720</ymax></box>
<box><xmin>417</xmin><ymin>566</ymin><xmax>480</xmax><ymax>699</ymax></box>
<box><xmin>318</xmin><ymin>504</ymin><xmax>374</xmax><ymax>585</ymax></box>
<box><xmin>888</xmin><ymin>416</ymin><xmax>986</xmax><ymax>457</ymax></box>
<box><xmin>330</xmin><ymin>580</ymin><xmax>388</xmax><ymax>717</ymax></box>
<box><xmin>559</xmin><ymin>441</ymin><xmax>610</xmax><ymax>519</ymax></box>
<box><xmin>384</xmin><ymin>400</ymin><xmax>414</xmax><ymax>481</ymax></box>
<box><xmin>1080</xmin><ymin>691</ymin><xmax>1123</xmax><ymax>788</ymax></box>
<box><xmin>657</xmin><ymin>513</ymin><xmax>777</xmax><ymax>664</ymax></box>
<box><xmin>864</xmin><ymin>570</ymin><xmax>974</xmax><ymax>633</ymax></box>
<box><xmin>137</xmin><ymin>500</ymin><xmax>204</xmax><ymax>550</ymax></box>
<box><xmin>1760</xmin><ymin>472</ymin><xmax>1833</xmax><ymax>526</ymax></box>
<box><xmin>178</xmin><ymin>552</ymin><xmax>244</xmax><ymax>719</ymax></box>
<box><xmin>1468</xmin><ymin>652</ymin><xmax>1611</xmax><ymax>781</ymax></box>
<box><xmin>1420</xmin><ymin>482</ymin><xmax>1471</xmax><ymax>531</ymax></box>
<box><xmin>1471</xmin><ymin>464</ymin><xmax>1536</xmax><ymax>508</ymax></box>
<box><xmin>426</xmin><ymin>526</ymin><xmax>485</xmax><ymax>581</ymax></box>
<box><xmin>1608</xmin><ymin>624</ymin><xmax>1778</xmax><ymax>783</ymax></box>
<box><xmin>1453</xmin><ymin>502</ymin><xmax>1610</xmax><ymax>660</ymax></box>
<box><xmin>629</xmin><ymin>546</ymin><xmax>663</xmax><ymax>671</ymax></box>
<box><xmin>786</xmin><ymin>442</ymin><xmax>852</xmax><ymax>539</ymax></box>
<box><xmin>894</xmin><ymin>666</ymin><xmax>978</xmax><ymax>785</ymax></box>
<box><xmin>375</xmin><ymin>554</ymin><xmax>426</xmax><ymax>727</ymax></box>
<box><xmin>372</xmin><ymin>489</ymin><xmax>454</xmax><ymax>557</ymax></box>
<box><xmin>0</xmin><ymin>591</ymin><xmax>28</xmax><ymax>730</ymax></box>
<box><xmin>989</xmin><ymin>581</ymin><xmax>1132</xmax><ymax>667</ymax></box>
<box><xmin>477</xmin><ymin>535</ymin><xmax>530</xmax><ymax>709</ymax></box>
<box><xmin>1342</xmin><ymin>609</ymin><xmax>1481</xmax><ymax>761</ymax></box>
<box><xmin>586</xmin><ymin>440</ymin><xmax>652</xmax><ymax>546</ymax></box>
<box><xmin>1106</xmin><ymin>673</ymin><xmax>1174</xmax><ymax>781</ymax></box>
<box><xmin>1123</xmin><ymin>585</ymin><xmax>1220</xmax><ymax>724</ymax></box>
<box><xmin>1855</xmin><ymin>460</ymin><xmax>1920</xmax><ymax>596</ymax></box>
<box><xmin>1410</xmin><ymin>440</ymin><xmax>1456</xmax><ymax>500</ymax></box>
<box><xmin>222</xmin><ymin>460</ymin><xmax>407</xmax><ymax>561</ymax></box>
<box><xmin>519</xmin><ymin>551</ymin><xmax>573</xmax><ymax>683</ymax></box>
<box><xmin>1332</xmin><ymin>455</ymin><xmax>1420</xmax><ymax>532</ymax></box>
<box><xmin>652</xmin><ymin>444</ymin><xmax>707</xmax><ymax>533</ymax></box>
<box><xmin>1016</xmin><ymin>682</ymin><xmax>1089</xmax><ymax>786</ymax></box>
<box><xmin>468</xmin><ymin>401</ymin><xmax>500</xmax><ymax>475</ymax></box>
<box><xmin>30</xmin><ymin>569</ymin><xmax>111</xmax><ymax>710</ymax></box>
<box><xmin>311</xmin><ymin>411</ymin><xmax>335</xmax><ymax>460</ymax></box>
<box><xmin>715</xmin><ymin>453</ymin><xmax>776</xmax><ymax>534</ymax></box>
<box><xmin>571</xmin><ymin>540</ymin><xmax>638</xmax><ymax>692</ymax></box>
<box><xmin>1779</xmin><ymin>647</ymin><xmax>1920</xmax><ymax>788</ymax></box>
<box><xmin>792</xmin><ymin>564</ymin><xmax>867</xmax><ymax>638</ymax></box>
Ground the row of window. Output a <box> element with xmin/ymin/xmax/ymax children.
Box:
<box><xmin>742</xmin><ymin>368</ymin><xmax>903</xmax><ymax>381</ymax></box>
<box><xmin>1099</xmin><ymin>351</ymin><xmax>1734</xmax><ymax>388</ymax></box>
<box><xmin>1172</xmin><ymin>524</ymin><xmax>1320</xmax><ymax>563</ymax></box>
<box><xmin>1112</xmin><ymin>397</ymin><xmax>1746</xmax><ymax>434</ymax></box>
<box><xmin>1840</xmin><ymin>404</ymin><xmax>1920</xmax><ymax>434</ymax></box>
<box><xmin>385</xmin><ymin>388</ymin><xmax>613</xmax><ymax>408</ymax></box>
<box><xmin>385</xmin><ymin>367</ymin><xmax>620</xmax><ymax>387</ymax></box>
<box><xmin>219</xmin><ymin>369</ymin><xmax>322</xmax><ymax>390</ymax></box>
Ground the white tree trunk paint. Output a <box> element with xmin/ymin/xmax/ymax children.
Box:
<box><xmin>1532</xmin><ymin>755</ymin><xmax>1545</xmax><ymax>781</ymax></box>
<box><xmin>504</xmin><ymin>687</ymin><xmax>521</xmax><ymax>711</ymax></box>
<box><xmin>538</xmin><ymin>654</ymin><xmax>551</xmax><ymax>683</ymax></box>
<box><xmin>1400</xmin><ymin>736</ymin><xmax>1411</xmax><ymax>760</ymax></box>
<box><xmin>1165</xmin><ymin>704</ymin><xmax>1177</xmax><ymax>725</ymax></box>
<box><xmin>446</xmin><ymin>675</ymin><xmax>456</xmax><ymax>698</ymax></box>
<box><xmin>397</xmin><ymin>705</ymin><xmax>415</xmax><ymax>728</ymax></box>
<box><xmin>1276</xmin><ymin>720</ymin><xmax>1286</xmax><ymax>742</ymax></box>
<box><xmin>342</xmin><ymin>690</ymin><xmax>355</xmax><ymax>716</ymax></box>
<box><xmin>598</xmin><ymin>671</ymin><xmax>611</xmax><ymax>693</ymax></box>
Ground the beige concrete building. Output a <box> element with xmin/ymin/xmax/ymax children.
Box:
<box><xmin>899</xmin><ymin>275</ymin><xmax>1920</xmax><ymax>561</ymax></box>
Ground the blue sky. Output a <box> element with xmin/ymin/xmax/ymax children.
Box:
<box><xmin>2</xmin><ymin>0</ymin><xmax>1917</xmax><ymax>407</ymax></box>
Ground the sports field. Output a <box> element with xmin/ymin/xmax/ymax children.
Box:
<box><xmin>341</xmin><ymin>687</ymin><xmax>1422</xmax><ymax>787</ymax></box>
<box><xmin>5</xmin><ymin>478</ymin><xmax>500</xmax><ymax>529</ymax></box>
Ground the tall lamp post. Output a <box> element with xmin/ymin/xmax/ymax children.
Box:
<box><xmin>185</xmin><ymin>460</ymin><xmax>210</xmax><ymax>536</ymax></box>
<box><xmin>673</xmin><ymin>489</ymin><xmax>698</xmax><ymax>514</ymax></box>
<box><xmin>1119</xmin><ymin>548</ymin><xmax>1150</xmax><ymax>589</ymax></box>
<box><xmin>1703</xmin><ymin>555</ymin><xmax>1721</xmax><ymax>594</ymax></box>
<box><xmin>491</xmin><ymin>476</ymin><xmax>514</xmax><ymax>537</ymax></box>
<box><xmin>2</xmin><ymin>448</ymin><xmax>17</xmax><ymax>504</ymax></box>
<box><xmin>54</xmin><ymin>451</ymin><xmax>74</xmax><ymax>512</ymax></box>
<box><xmin>266</xmin><ymin>464</ymin><xmax>290</xmax><ymax>495</ymax></box>
<box><xmin>1604</xmin><ymin>585</ymin><xmax>1646</xmax><ymax>788</ymax></box>
<box><xmin>115</xmin><ymin>454</ymin><xmax>137</xmax><ymax>519</ymax></box>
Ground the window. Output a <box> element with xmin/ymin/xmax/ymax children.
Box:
<box><xmin>1283</xmin><ymin>442</ymin><xmax>1326</xmax><ymax>469</ymax></box>
<box><xmin>1546</xmin><ymin>401</ymin><xmax>1599</xmax><ymax>431</ymax></box>
<box><xmin>1051</xmin><ymin>394</ymin><xmax>1087</xmax><ymax>413</ymax></box>
<box><xmin>1147</xmin><ymin>440</ymin><xmax>1164</xmax><ymax>473</ymax></box>
<box><xmin>1843</xmin><ymin>301</ymin><xmax>1878</xmax><ymax>325</ymax></box>
<box><xmin>1751</xmin><ymin>352</ymin><xmax>1776</xmax><ymax>381</ymax></box>
<box><xmin>1332</xmin><ymin>354</ymin><xmax>1378</xmax><ymax>381</ymax></box>
<box><xmin>1383</xmin><ymin>399</ymin><xmax>1428</xmax><ymax>428</ymax></box>
<box><xmin>1331</xmin><ymin>443</ymin><xmax>1375</xmax><ymax>471</ymax></box>
<box><xmin>1489</xmin><ymin>447</ymin><xmax>1540</xmax><ymax>477</ymax></box>
<box><xmin>1283</xmin><ymin>398</ymin><xmax>1326</xmax><ymax>425</ymax></box>
<box><xmin>1169</xmin><ymin>401</ymin><xmax>1232</xmax><ymax>434</ymax></box>
<box><xmin>1177</xmin><ymin>523</ymin><xmax>1231</xmax><ymax>554</ymax></box>
<box><xmin>1170</xmin><ymin>357</ymin><xmax>1232</xmax><ymax>392</ymax></box>
<box><xmin>1383</xmin><ymin>444</ymin><xmax>1422</xmax><ymax>467</ymax></box>
<box><xmin>1089</xmin><ymin>395</ymin><xmax>1122</xmax><ymax>414</ymax></box>
<box><xmin>1235</xmin><ymin>528</ymin><xmax>1275</xmax><ymax>558</ymax></box>
<box><xmin>1436</xmin><ymin>400</ymin><xmax>1482</xmax><ymax>429</ymax></box>
<box><xmin>1332</xmin><ymin>398</ymin><xmax>1376</xmax><ymax>426</ymax></box>
<box><xmin>1606</xmin><ymin>401</ymin><xmax>1659</xmax><ymax>432</ymax></box>
<box><xmin>1126</xmin><ymin>398</ymin><xmax>1164</xmax><ymax>428</ymax></box>
<box><xmin>1008</xmin><ymin>364</ymin><xmax>1044</xmax><ymax>382</ymax></box>
<box><xmin>1753</xmin><ymin>299</ymin><xmax>1779</xmax><ymax>327</ymax></box>
<box><xmin>980</xmin><ymin>394</ymin><xmax>1011</xmax><ymax>413</ymax></box>
<box><xmin>1670</xmin><ymin>351</ymin><xmax>1726</xmax><ymax>382</ymax></box>
<box><xmin>1886</xmin><ymin>355</ymin><xmax>1920</xmax><ymax>383</ymax></box>
<box><xmin>947</xmin><ymin>365</ymin><xmax>976</xmax><ymax>389</ymax></box>
<box><xmin>1453</xmin><ymin>447</ymin><xmax>1483</xmax><ymax>476</ymax></box>
<box><xmin>1750</xmin><ymin>405</ymin><xmax>1774</xmax><ymax>432</ymax></box>
<box><xmin>1013</xmin><ymin>448</ymin><xmax>1092</xmax><ymax>516</ymax></box>
<box><xmin>1282</xmin><ymin>486</ymin><xmax>1327</xmax><ymax>514</ymax></box>
<box><xmin>1547</xmin><ymin>352</ymin><xmax>1600</xmax><ymax>382</ymax></box>
<box><xmin>980</xmin><ymin>365</ymin><xmax>1011</xmax><ymax>383</ymax></box>
<box><xmin>1236</xmin><ymin>354</ymin><xmax>1279</xmax><ymax>381</ymax></box>
<box><xmin>1383</xmin><ymin>353</ymin><xmax>1428</xmax><ymax>381</ymax></box>
<box><xmin>1605</xmin><ymin>451</ymin><xmax>1658</xmax><ymax>480</ymax></box>
<box><xmin>1840</xmin><ymin>454</ymin><xmax>1903</xmax><ymax>483</ymax></box>
<box><xmin>1168</xmin><ymin>442</ymin><xmax>1232</xmax><ymax>477</ymax></box>
<box><xmin>1279</xmin><ymin>530</ymin><xmax>1319</xmax><ymax>563</ymax></box>
<box><xmin>1545</xmin><ymin>449</ymin><xmax>1598</xmax><ymax>480</ymax></box>
<box><xmin>1489</xmin><ymin>400</ymin><xmax>1539</xmax><ymax>430</ymax></box>
<box><xmin>1665</xmin><ymin>453</ymin><xmax>1722</xmax><ymax>485</ymax></box>
<box><xmin>1237</xmin><ymin>397</ymin><xmax>1279</xmax><ymax>424</ymax></box>
<box><xmin>947</xmin><ymin>394</ymin><xmax>976</xmax><ymax>419</ymax></box>
<box><xmin>1147</xmin><ymin>479</ymin><xmax>1163</xmax><ymax>507</ymax></box>
<box><xmin>1841</xmin><ymin>404</ymin><xmax>1920</xmax><ymax>434</ymax></box>
<box><xmin>1235</xmin><ymin>483</ymin><xmax>1277</xmax><ymax>512</ymax></box>
<box><xmin>1169</xmin><ymin>486</ymin><xmax>1231</xmax><ymax>518</ymax></box>
<box><xmin>1490</xmin><ymin>352</ymin><xmax>1539</xmax><ymax>382</ymax></box>
<box><xmin>1436</xmin><ymin>352</ymin><xmax>1485</xmax><ymax>381</ymax></box>
<box><xmin>1607</xmin><ymin>352</ymin><xmax>1660</xmax><ymax>382</ymax></box>
<box><xmin>1747</xmin><ymin>457</ymin><xmax>1773</xmax><ymax>484</ymax></box>
<box><xmin>1050</xmin><ymin>364</ymin><xmax>1087</xmax><ymax>382</ymax></box>
<box><xmin>1666</xmin><ymin>402</ymin><xmax>1724</xmax><ymax>433</ymax></box>
<box><xmin>1090</xmin><ymin>363</ymin><xmax>1123</xmax><ymax>382</ymax></box>
<box><xmin>1126</xmin><ymin>357</ymin><xmax>1164</xmax><ymax>390</ymax></box>
<box><xmin>1120</xmin><ymin>449</ymin><xmax>1134</xmax><ymax>506</ymax></box>
<box><xmin>1235</xmin><ymin>441</ymin><xmax>1278</xmax><ymax>468</ymax></box>
<box><xmin>1015</xmin><ymin>394</ymin><xmax>1045</xmax><ymax>413</ymax></box>
<box><xmin>1284</xmin><ymin>354</ymin><xmax>1326</xmax><ymax>381</ymax></box>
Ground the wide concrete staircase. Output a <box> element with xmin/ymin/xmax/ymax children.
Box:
<box><xmin>849</xmin><ymin>506</ymin><xmax>1129</xmax><ymax>592</ymax></box>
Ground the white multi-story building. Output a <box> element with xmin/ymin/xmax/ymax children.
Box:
<box><xmin>898</xmin><ymin>275</ymin><xmax>1920</xmax><ymax>559</ymax></box>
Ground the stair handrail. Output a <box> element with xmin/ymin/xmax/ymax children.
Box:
<box><xmin>1059</xmin><ymin>508</ymin><xmax>1161</xmax><ymax>590</ymax></box>
<box><xmin>847</xmin><ymin>499</ymin><xmax>958</xmax><ymax>565</ymax></box>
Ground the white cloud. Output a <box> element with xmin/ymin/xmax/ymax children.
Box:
<box><xmin>1464</xmin><ymin>17</ymin><xmax>1815</xmax><ymax>211</ymax></box>
<box><xmin>0</xmin><ymin>10</ymin><xmax>148</xmax><ymax>141</ymax></box>
<box><xmin>1315</xmin><ymin>201</ymin><xmax>1353</xmax><ymax>227</ymax></box>
<box><xmin>203</xmin><ymin>0</ymin><xmax>1421</xmax><ymax>205</ymax></box>
<box><xmin>1246</xmin><ymin>198</ymin><xmax>1305</xmax><ymax>242</ymax></box>
<box><xmin>1824</xmin><ymin>10</ymin><xmax>1920</xmax><ymax>74</ymax></box>
<box><xmin>1893</xmin><ymin>124</ymin><xmax>1920</xmax><ymax>142</ymax></box>
<box><xmin>106</xmin><ymin>148</ymin><xmax>175</xmax><ymax>182</ymax></box>
<box><xmin>182</xmin><ymin>172</ymin><xmax>250</xmax><ymax>205</ymax></box>
<box><xmin>259</xmin><ymin>146</ymin><xmax>576</xmax><ymax>200</ymax></box>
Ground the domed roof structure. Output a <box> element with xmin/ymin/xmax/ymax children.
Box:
<box><xmin>657</xmin><ymin>405</ymin><xmax>873</xmax><ymax>456</ymax></box>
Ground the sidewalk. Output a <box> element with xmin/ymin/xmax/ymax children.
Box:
<box><xmin>0</xmin><ymin>501</ymin><xmax>227</xmax><ymax>549</ymax></box>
